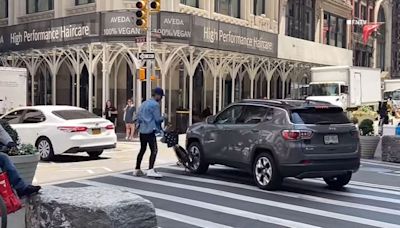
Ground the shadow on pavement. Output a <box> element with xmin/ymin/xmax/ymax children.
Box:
<box><xmin>40</xmin><ymin>155</ymin><xmax>110</xmax><ymax>163</ymax></box>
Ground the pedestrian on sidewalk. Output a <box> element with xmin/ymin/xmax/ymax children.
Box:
<box><xmin>134</xmin><ymin>87</ymin><xmax>165</xmax><ymax>178</ymax></box>
<box><xmin>0</xmin><ymin>125</ymin><xmax>41</xmax><ymax>197</ymax></box>
<box><xmin>104</xmin><ymin>100</ymin><xmax>118</xmax><ymax>125</ymax></box>
<box><xmin>123</xmin><ymin>99</ymin><xmax>137</xmax><ymax>141</ymax></box>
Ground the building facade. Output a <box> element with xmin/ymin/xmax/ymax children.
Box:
<box><xmin>0</xmin><ymin>0</ymin><xmax>355</xmax><ymax>129</ymax></box>
<box><xmin>391</xmin><ymin>0</ymin><xmax>400</xmax><ymax>78</ymax></box>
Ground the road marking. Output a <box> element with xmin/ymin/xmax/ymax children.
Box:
<box><xmin>155</xmin><ymin>171</ymin><xmax>400</xmax><ymax>216</ymax></box>
<box><xmin>87</xmin><ymin>169</ymin><xmax>95</xmax><ymax>174</ymax></box>
<box><xmin>109</xmin><ymin>173</ymin><xmax>400</xmax><ymax>228</ymax></box>
<box><xmin>156</xmin><ymin>209</ymin><xmax>232</xmax><ymax>228</ymax></box>
<box><xmin>78</xmin><ymin>180</ymin><xmax>321</xmax><ymax>228</ymax></box>
<box><xmin>362</xmin><ymin>160</ymin><xmax>400</xmax><ymax>169</ymax></box>
<box><xmin>302</xmin><ymin>179</ymin><xmax>400</xmax><ymax>196</ymax></box>
<box><xmin>103</xmin><ymin>167</ymin><xmax>113</xmax><ymax>172</ymax></box>
<box><xmin>167</xmin><ymin>165</ymin><xmax>400</xmax><ymax>197</ymax></box>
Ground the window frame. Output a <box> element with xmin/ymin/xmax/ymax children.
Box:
<box><xmin>215</xmin><ymin>0</ymin><xmax>241</xmax><ymax>18</ymax></box>
<box><xmin>26</xmin><ymin>0</ymin><xmax>54</xmax><ymax>14</ymax></box>
<box><xmin>2</xmin><ymin>110</ymin><xmax>26</xmax><ymax>124</ymax></box>
<box><xmin>286</xmin><ymin>0</ymin><xmax>315</xmax><ymax>41</ymax></box>
<box><xmin>21</xmin><ymin>109</ymin><xmax>46</xmax><ymax>124</ymax></box>
<box><xmin>180</xmin><ymin>0</ymin><xmax>199</xmax><ymax>8</ymax></box>
<box><xmin>214</xmin><ymin>105</ymin><xmax>244</xmax><ymax>125</ymax></box>
<box><xmin>253</xmin><ymin>0</ymin><xmax>265</xmax><ymax>16</ymax></box>
<box><xmin>323</xmin><ymin>11</ymin><xmax>347</xmax><ymax>48</ymax></box>
<box><xmin>236</xmin><ymin>105</ymin><xmax>274</xmax><ymax>125</ymax></box>
<box><xmin>0</xmin><ymin>0</ymin><xmax>8</xmax><ymax>19</ymax></box>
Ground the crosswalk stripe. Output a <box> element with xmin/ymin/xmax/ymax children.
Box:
<box><xmin>155</xmin><ymin>171</ymin><xmax>400</xmax><ymax>216</ymax></box>
<box><xmin>166</xmin><ymin>166</ymin><xmax>400</xmax><ymax>199</ymax></box>
<box><xmin>78</xmin><ymin>180</ymin><xmax>321</xmax><ymax>228</ymax></box>
<box><xmin>361</xmin><ymin>160</ymin><xmax>400</xmax><ymax>169</ymax></box>
<box><xmin>303</xmin><ymin>179</ymin><xmax>400</xmax><ymax>196</ymax></box>
<box><xmin>109</xmin><ymin>173</ymin><xmax>400</xmax><ymax>228</ymax></box>
<box><xmin>287</xmin><ymin>181</ymin><xmax>400</xmax><ymax>205</ymax></box>
<box><xmin>156</xmin><ymin>209</ymin><xmax>233</xmax><ymax>228</ymax></box>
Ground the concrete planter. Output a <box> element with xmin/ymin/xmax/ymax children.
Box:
<box><xmin>9</xmin><ymin>153</ymin><xmax>40</xmax><ymax>185</ymax></box>
<box><xmin>360</xmin><ymin>136</ymin><xmax>380</xmax><ymax>159</ymax></box>
<box><xmin>381</xmin><ymin>136</ymin><xmax>400</xmax><ymax>163</ymax></box>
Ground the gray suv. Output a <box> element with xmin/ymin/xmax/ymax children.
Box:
<box><xmin>186</xmin><ymin>99</ymin><xmax>360</xmax><ymax>190</ymax></box>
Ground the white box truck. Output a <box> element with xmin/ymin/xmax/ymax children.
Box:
<box><xmin>0</xmin><ymin>67</ymin><xmax>27</xmax><ymax>115</ymax></box>
<box><xmin>306</xmin><ymin>66</ymin><xmax>382</xmax><ymax>110</ymax></box>
<box><xmin>383</xmin><ymin>79</ymin><xmax>400</xmax><ymax>110</ymax></box>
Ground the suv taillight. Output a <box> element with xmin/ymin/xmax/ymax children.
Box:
<box><xmin>58</xmin><ymin>126</ymin><xmax>88</xmax><ymax>133</ymax></box>
<box><xmin>282</xmin><ymin>130</ymin><xmax>313</xmax><ymax>141</ymax></box>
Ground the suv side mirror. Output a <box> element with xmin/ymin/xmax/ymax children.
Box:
<box><xmin>206</xmin><ymin>116</ymin><xmax>215</xmax><ymax>124</ymax></box>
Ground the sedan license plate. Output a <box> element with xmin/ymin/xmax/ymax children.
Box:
<box><xmin>92</xmin><ymin>128</ymin><xmax>101</xmax><ymax>135</ymax></box>
<box><xmin>324</xmin><ymin>135</ymin><xmax>339</xmax><ymax>144</ymax></box>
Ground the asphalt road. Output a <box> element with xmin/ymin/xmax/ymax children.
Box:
<box><xmin>51</xmin><ymin>159</ymin><xmax>400</xmax><ymax>228</ymax></box>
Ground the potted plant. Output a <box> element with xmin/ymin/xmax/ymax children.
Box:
<box><xmin>0</xmin><ymin>120</ymin><xmax>40</xmax><ymax>184</ymax></box>
<box><xmin>358</xmin><ymin>119</ymin><xmax>380</xmax><ymax>159</ymax></box>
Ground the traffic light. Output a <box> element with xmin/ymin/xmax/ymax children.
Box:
<box><xmin>136</xmin><ymin>0</ymin><xmax>148</xmax><ymax>28</ymax></box>
<box><xmin>139</xmin><ymin>68</ymin><xmax>146</xmax><ymax>81</ymax></box>
<box><xmin>150</xmin><ymin>0</ymin><xmax>160</xmax><ymax>13</ymax></box>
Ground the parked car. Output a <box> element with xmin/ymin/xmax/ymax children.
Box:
<box><xmin>0</xmin><ymin>106</ymin><xmax>117</xmax><ymax>161</ymax></box>
<box><xmin>186</xmin><ymin>99</ymin><xmax>361</xmax><ymax>190</ymax></box>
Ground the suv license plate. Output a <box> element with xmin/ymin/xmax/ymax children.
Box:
<box><xmin>324</xmin><ymin>135</ymin><xmax>339</xmax><ymax>144</ymax></box>
<box><xmin>92</xmin><ymin>128</ymin><xmax>101</xmax><ymax>135</ymax></box>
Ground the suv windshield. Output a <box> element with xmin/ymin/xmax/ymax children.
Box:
<box><xmin>290</xmin><ymin>107</ymin><xmax>350</xmax><ymax>125</ymax></box>
<box><xmin>53</xmin><ymin>110</ymin><xmax>100</xmax><ymax>120</ymax></box>
<box><xmin>309</xmin><ymin>83</ymin><xmax>339</xmax><ymax>96</ymax></box>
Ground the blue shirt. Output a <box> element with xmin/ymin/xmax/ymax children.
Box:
<box><xmin>137</xmin><ymin>98</ymin><xmax>164</xmax><ymax>134</ymax></box>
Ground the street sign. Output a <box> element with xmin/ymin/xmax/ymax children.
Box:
<box><xmin>138</xmin><ymin>52</ymin><xmax>155</xmax><ymax>60</ymax></box>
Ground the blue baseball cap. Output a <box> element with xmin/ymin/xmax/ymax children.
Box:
<box><xmin>153</xmin><ymin>87</ymin><xmax>165</xmax><ymax>97</ymax></box>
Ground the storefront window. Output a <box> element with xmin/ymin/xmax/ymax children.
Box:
<box><xmin>26</xmin><ymin>0</ymin><xmax>54</xmax><ymax>14</ymax></box>
<box><xmin>75</xmin><ymin>0</ymin><xmax>94</xmax><ymax>5</ymax></box>
<box><xmin>323</xmin><ymin>12</ymin><xmax>346</xmax><ymax>48</ymax></box>
<box><xmin>215</xmin><ymin>0</ymin><xmax>241</xmax><ymax>18</ymax></box>
<box><xmin>253</xmin><ymin>0</ymin><xmax>265</xmax><ymax>16</ymax></box>
<box><xmin>361</xmin><ymin>5</ymin><xmax>367</xmax><ymax>20</ymax></box>
<box><xmin>286</xmin><ymin>0</ymin><xmax>315</xmax><ymax>41</ymax></box>
<box><xmin>180</xmin><ymin>0</ymin><xmax>199</xmax><ymax>8</ymax></box>
<box><xmin>0</xmin><ymin>0</ymin><xmax>7</xmax><ymax>19</ymax></box>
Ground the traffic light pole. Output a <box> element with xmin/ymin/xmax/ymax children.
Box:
<box><xmin>146</xmin><ymin>3</ymin><xmax>152</xmax><ymax>101</ymax></box>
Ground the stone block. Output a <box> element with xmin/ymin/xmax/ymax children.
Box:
<box><xmin>25</xmin><ymin>186</ymin><xmax>157</xmax><ymax>228</ymax></box>
<box><xmin>381</xmin><ymin>136</ymin><xmax>400</xmax><ymax>163</ymax></box>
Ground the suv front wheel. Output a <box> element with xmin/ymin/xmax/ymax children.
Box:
<box><xmin>187</xmin><ymin>142</ymin><xmax>209</xmax><ymax>174</ymax></box>
<box><xmin>253</xmin><ymin>153</ymin><xmax>282</xmax><ymax>190</ymax></box>
<box><xmin>323</xmin><ymin>172</ymin><xmax>352</xmax><ymax>189</ymax></box>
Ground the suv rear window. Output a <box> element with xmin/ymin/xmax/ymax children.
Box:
<box><xmin>290</xmin><ymin>107</ymin><xmax>350</xmax><ymax>124</ymax></box>
<box><xmin>53</xmin><ymin>110</ymin><xmax>100</xmax><ymax>120</ymax></box>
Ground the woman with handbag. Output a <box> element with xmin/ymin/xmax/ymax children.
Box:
<box><xmin>123</xmin><ymin>99</ymin><xmax>137</xmax><ymax>141</ymax></box>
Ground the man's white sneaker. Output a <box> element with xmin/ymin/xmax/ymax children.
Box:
<box><xmin>133</xmin><ymin>169</ymin><xmax>145</xmax><ymax>177</ymax></box>
<box><xmin>147</xmin><ymin>169</ymin><xmax>162</xmax><ymax>178</ymax></box>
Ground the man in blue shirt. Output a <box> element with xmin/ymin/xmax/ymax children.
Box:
<box><xmin>134</xmin><ymin>87</ymin><xmax>165</xmax><ymax>178</ymax></box>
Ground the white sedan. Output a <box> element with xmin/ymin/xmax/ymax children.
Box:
<box><xmin>0</xmin><ymin>106</ymin><xmax>117</xmax><ymax>161</ymax></box>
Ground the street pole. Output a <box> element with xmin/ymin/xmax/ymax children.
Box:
<box><xmin>146</xmin><ymin>2</ymin><xmax>152</xmax><ymax>101</ymax></box>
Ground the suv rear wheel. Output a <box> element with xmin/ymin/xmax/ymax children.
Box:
<box><xmin>323</xmin><ymin>172</ymin><xmax>352</xmax><ymax>189</ymax></box>
<box><xmin>253</xmin><ymin>153</ymin><xmax>282</xmax><ymax>190</ymax></box>
<box><xmin>187</xmin><ymin>142</ymin><xmax>209</xmax><ymax>174</ymax></box>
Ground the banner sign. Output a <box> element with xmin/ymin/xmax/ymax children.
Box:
<box><xmin>0</xmin><ymin>11</ymin><xmax>278</xmax><ymax>57</ymax></box>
